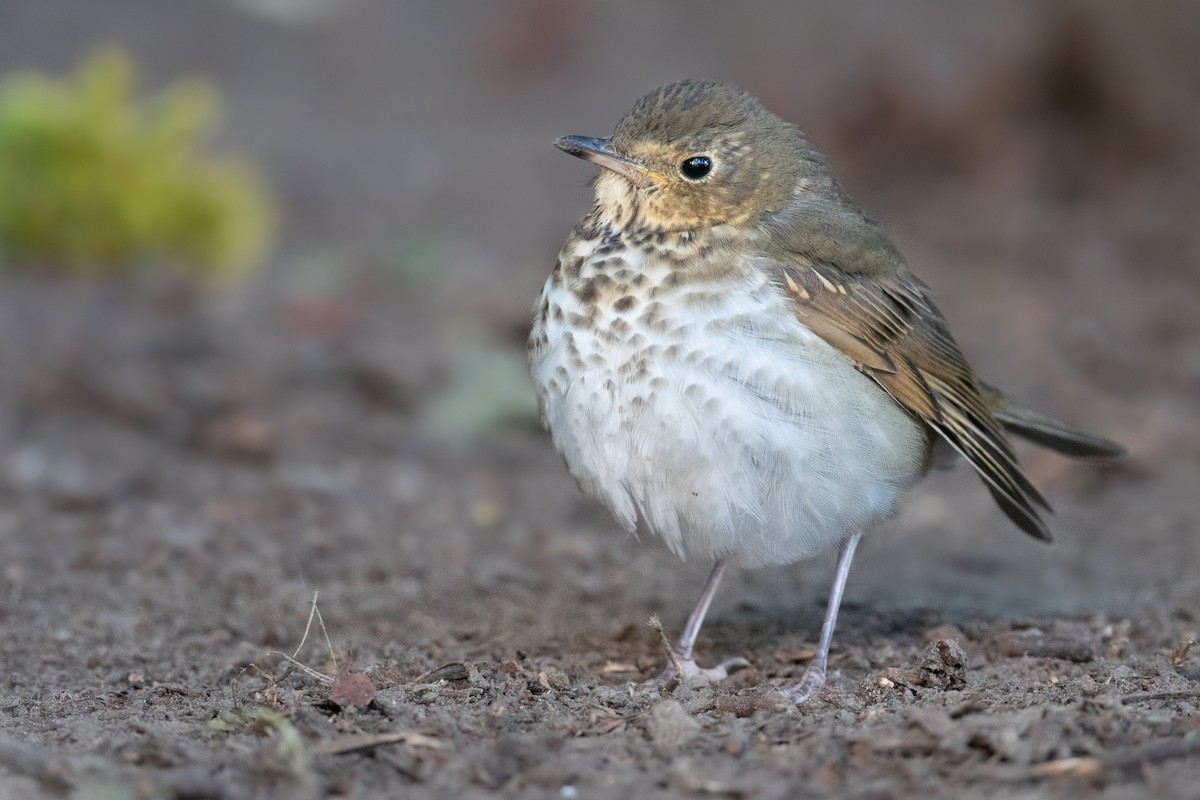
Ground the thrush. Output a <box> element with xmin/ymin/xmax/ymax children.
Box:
<box><xmin>528</xmin><ymin>79</ymin><xmax>1123</xmax><ymax>703</ymax></box>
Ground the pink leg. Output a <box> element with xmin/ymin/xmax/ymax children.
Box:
<box><xmin>780</xmin><ymin>531</ymin><xmax>862</xmax><ymax>704</ymax></box>
<box><xmin>644</xmin><ymin>559</ymin><xmax>750</xmax><ymax>688</ymax></box>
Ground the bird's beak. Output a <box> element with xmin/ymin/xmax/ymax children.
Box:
<box><xmin>554</xmin><ymin>135</ymin><xmax>666</xmax><ymax>187</ymax></box>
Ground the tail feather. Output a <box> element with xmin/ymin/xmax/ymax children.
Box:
<box><xmin>980</xmin><ymin>382</ymin><xmax>1126</xmax><ymax>459</ymax></box>
<box><xmin>985</xmin><ymin>483</ymin><xmax>1053</xmax><ymax>541</ymax></box>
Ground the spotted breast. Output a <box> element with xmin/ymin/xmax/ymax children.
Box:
<box><xmin>528</xmin><ymin>216</ymin><xmax>932</xmax><ymax>568</ymax></box>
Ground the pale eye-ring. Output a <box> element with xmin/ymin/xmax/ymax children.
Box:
<box><xmin>679</xmin><ymin>155</ymin><xmax>712</xmax><ymax>180</ymax></box>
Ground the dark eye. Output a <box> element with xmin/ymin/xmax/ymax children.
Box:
<box><xmin>679</xmin><ymin>156</ymin><xmax>712</xmax><ymax>180</ymax></box>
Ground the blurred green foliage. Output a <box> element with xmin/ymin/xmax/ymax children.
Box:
<box><xmin>0</xmin><ymin>46</ymin><xmax>275</xmax><ymax>277</ymax></box>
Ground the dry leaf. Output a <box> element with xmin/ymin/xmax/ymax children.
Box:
<box><xmin>328</xmin><ymin>669</ymin><xmax>374</xmax><ymax>709</ymax></box>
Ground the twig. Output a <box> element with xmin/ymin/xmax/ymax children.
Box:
<box><xmin>292</xmin><ymin>590</ymin><xmax>320</xmax><ymax>663</ymax></box>
<box><xmin>648</xmin><ymin>615</ymin><xmax>683</xmax><ymax>682</ymax></box>
<box><xmin>264</xmin><ymin>651</ymin><xmax>333</xmax><ymax>684</ymax></box>
<box><xmin>312</xmin><ymin>731</ymin><xmax>446</xmax><ymax>756</ymax></box>
<box><xmin>312</xmin><ymin>593</ymin><xmax>338</xmax><ymax>673</ymax></box>
<box><xmin>1029</xmin><ymin>757</ymin><xmax>1101</xmax><ymax>779</ymax></box>
<box><xmin>264</xmin><ymin>590</ymin><xmax>335</xmax><ymax>684</ymax></box>
<box><xmin>593</xmin><ymin>710</ymin><xmax>646</xmax><ymax>736</ymax></box>
<box><xmin>1030</xmin><ymin>736</ymin><xmax>1200</xmax><ymax>779</ymax></box>
<box><xmin>1121</xmin><ymin>689</ymin><xmax>1200</xmax><ymax>704</ymax></box>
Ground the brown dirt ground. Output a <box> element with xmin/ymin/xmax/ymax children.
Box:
<box><xmin>2</xmin><ymin>3</ymin><xmax>1199</xmax><ymax>799</ymax></box>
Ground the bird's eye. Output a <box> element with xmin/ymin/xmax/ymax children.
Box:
<box><xmin>679</xmin><ymin>156</ymin><xmax>712</xmax><ymax>180</ymax></box>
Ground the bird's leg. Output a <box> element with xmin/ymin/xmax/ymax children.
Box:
<box><xmin>643</xmin><ymin>559</ymin><xmax>750</xmax><ymax>688</ymax></box>
<box><xmin>781</xmin><ymin>530</ymin><xmax>862</xmax><ymax>704</ymax></box>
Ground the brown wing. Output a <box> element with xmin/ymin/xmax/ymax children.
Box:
<box><xmin>774</xmin><ymin>259</ymin><xmax>1053</xmax><ymax>541</ymax></box>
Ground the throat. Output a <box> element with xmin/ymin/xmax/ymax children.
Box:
<box><xmin>594</xmin><ymin>172</ymin><xmax>642</xmax><ymax>230</ymax></box>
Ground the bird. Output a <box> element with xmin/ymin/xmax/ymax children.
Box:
<box><xmin>527</xmin><ymin>79</ymin><xmax>1123</xmax><ymax>703</ymax></box>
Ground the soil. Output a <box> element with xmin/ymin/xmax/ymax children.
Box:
<box><xmin>2</xmin><ymin>2</ymin><xmax>1199</xmax><ymax>799</ymax></box>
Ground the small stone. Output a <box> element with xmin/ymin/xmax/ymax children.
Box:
<box><xmin>721</xmin><ymin>736</ymin><xmax>746</xmax><ymax>756</ymax></box>
<box><xmin>646</xmin><ymin>699</ymin><xmax>700</xmax><ymax>746</ymax></box>
<box><xmin>923</xmin><ymin>624</ymin><xmax>967</xmax><ymax>644</ymax></box>
<box><xmin>200</xmin><ymin>410</ymin><xmax>276</xmax><ymax>460</ymax></box>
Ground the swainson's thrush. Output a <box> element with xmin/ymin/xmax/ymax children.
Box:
<box><xmin>529</xmin><ymin>79</ymin><xmax>1122</xmax><ymax>703</ymax></box>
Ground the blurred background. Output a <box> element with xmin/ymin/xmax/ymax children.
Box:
<box><xmin>3</xmin><ymin>0</ymin><xmax>1198</xmax><ymax>421</ymax></box>
<box><xmin>1</xmin><ymin>0</ymin><xmax>1199</xmax><ymax>792</ymax></box>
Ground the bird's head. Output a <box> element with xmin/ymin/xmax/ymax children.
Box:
<box><xmin>555</xmin><ymin>79</ymin><xmax>824</xmax><ymax>232</ymax></box>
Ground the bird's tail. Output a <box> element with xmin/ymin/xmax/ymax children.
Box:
<box><xmin>980</xmin><ymin>382</ymin><xmax>1125</xmax><ymax>458</ymax></box>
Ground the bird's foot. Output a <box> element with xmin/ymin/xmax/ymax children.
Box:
<box><xmin>779</xmin><ymin>662</ymin><xmax>826</xmax><ymax>704</ymax></box>
<box><xmin>642</xmin><ymin>653</ymin><xmax>751</xmax><ymax>690</ymax></box>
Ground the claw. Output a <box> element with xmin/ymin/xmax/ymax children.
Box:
<box><xmin>643</xmin><ymin>654</ymin><xmax>752</xmax><ymax>690</ymax></box>
<box><xmin>779</xmin><ymin>662</ymin><xmax>826</xmax><ymax>704</ymax></box>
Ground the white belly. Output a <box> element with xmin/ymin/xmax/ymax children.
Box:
<box><xmin>531</xmin><ymin>267</ymin><xmax>929</xmax><ymax>568</ymax></box>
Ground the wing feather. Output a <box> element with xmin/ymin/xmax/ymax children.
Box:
<box><xmin>774</xmin><ymin>260</ymin><xmax>1053</xmax><ymax>541</ymax></box>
